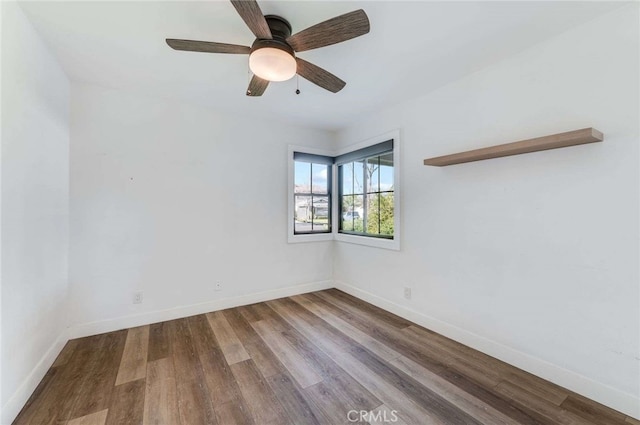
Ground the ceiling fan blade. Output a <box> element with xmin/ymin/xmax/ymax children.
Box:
<box><xmin>296</xmin><ymin>58</ymin><xmax>346</xmax><ymax>93</ymax></box>
<box><xmin>166</xmin><ymin>39</ymin><xmax>250</xmax><ymax>54</ymax></box>
<box><xmin>230</xmin><ymin>0</ymin><xmax>272</xmax><ymax>39</ymax></box>
<box><xmin>246</xmin><ymin>75</ymin><xmax>269</xmax><ymax>96</ymax></box>
<box><xmin>287</xmin><ymin>9</ymin><xmax>369</xmax><ymax>52</ymax></box>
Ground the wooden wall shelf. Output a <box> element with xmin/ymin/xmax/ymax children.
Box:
<box><xmin>423</xmin><ymin>127</ymin><xmax>603</xmax><ymax>167</ymax></box>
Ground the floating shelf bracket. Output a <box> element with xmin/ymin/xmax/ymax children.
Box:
<box><xmin>423</xmin><ymin>127</ymin><xmax>603</xmax><ymax>167</ymax></box>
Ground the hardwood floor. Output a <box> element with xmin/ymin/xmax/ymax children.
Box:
<box><xmin>13</xmin><ymin>289</ymin><xmax>635</xmax><ymax>424</ymax></box>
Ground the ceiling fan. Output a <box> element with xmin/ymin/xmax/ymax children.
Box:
<box><xmin>166</xmin><ymin>0</ymin><xmax>370</xmax><ymax>96</ymax></box>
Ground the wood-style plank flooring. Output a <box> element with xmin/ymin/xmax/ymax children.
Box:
<box><xmin>13</xmin><ymin>289</ymin><xmax>635</xmax><ymax>424</ymax></box>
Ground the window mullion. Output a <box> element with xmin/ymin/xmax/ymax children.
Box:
<box><xmin>378</xmin><ymin>156</ymin><xmax>381</xmax><ymax>235</ymax></box>
<box><xmin>310</xmin><ymin>163</ymin><xmax>314</xmax><ymax>231</ymax></box>
<box><xmin>353</xmin><ymin>163</ymin><xmax>357</xmax><ymax>231</ymax></box>
<box><xmin>362</xmin><ymin>161</ymin><xmax>367</xmax><ymax>233</ymax></box>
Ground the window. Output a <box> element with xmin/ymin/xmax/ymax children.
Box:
<box><xmin>337</xmin><ymin>140</ymin><xmax>394</xmax><ymax>239</ymax></box>
<box><xmin>293</xmin><ymin>152</ymin><xmax>332</xmax><ymax>235</ymax></box>
<box><xmin>288</xmin><ymin>130</ymin><xmax>399</xmax><ymax>249</ymax></box>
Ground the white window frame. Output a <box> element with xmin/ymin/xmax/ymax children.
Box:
<box><xmin>287</xmin><ymin>129</ymin><xmax>400</xmax><ymax>250</ymax></box>
<box><xmin>333</xmin><ymin>130</ymin><xmax>401</xmax><ymax>251</ymax></box>
<box><xmin>287</xmin><ymin>144</ymin><xmax>335</xmax><ymax>243</ymax></box>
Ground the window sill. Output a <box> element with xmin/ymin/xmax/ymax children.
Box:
<box><xmin>334</xmin><ymin>232</ymin><xmax>400</xmax><ymax>251</ymax></box>
<box><xmin>287</xmin><ymin>232</ymin><xmax>399</xmax><ymax>250</ymax></box>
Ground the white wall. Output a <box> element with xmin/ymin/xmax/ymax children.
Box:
<box><xmin>69</xmin><ymin>83</ymin><xmax>333</xmax><ymax>333</ymax></box>
<box><xmin>1</xmin><ymin>1</ymin><xmax>70</xmax><ymax>422</ymax></box>
<box><xmin>334</xmin><ymin>5</ymin><xmax>639</xmax><ymax>417</ymax></box>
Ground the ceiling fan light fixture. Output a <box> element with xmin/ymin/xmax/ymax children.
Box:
<box><xmin>167</xmin><ymin>2</ymin><xmax>370</xmax><ymax>96</ymax></box>
<box><xmin>249</xmin><ymin>47</ymin><xmax>296</xmax><ymax>82</ymax></box>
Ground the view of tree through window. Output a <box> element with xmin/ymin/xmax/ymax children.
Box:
<box><xmin>294</xmin><ymin>160</ymin><xmax>331</xmax><ymax>234</ymax></box>
<box><xmin>340</xmin><ymin>152</ymin><xmax>394</xmax><ymax>238</ymax></box>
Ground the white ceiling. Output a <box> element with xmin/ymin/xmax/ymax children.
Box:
<box><xmin>20</xmin><ymin>1</ymin><xmax>622</xmax><ymax>131</ymax></box>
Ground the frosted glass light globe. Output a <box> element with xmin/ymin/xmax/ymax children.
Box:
<box><xmin>249</xmin><ymin>47</ymin><xmax>296</xmax><ymax>82</ymax></box>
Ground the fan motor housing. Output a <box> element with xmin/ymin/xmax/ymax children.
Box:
<box><xmin>250</xmin><ymin>15</ymin><xmax>294</xmax><ymax>56</ymax></box>
<box><xmin>264</xmin><ymin>15</ymin><xmax>292</xmax><ymax>40</ymax></box>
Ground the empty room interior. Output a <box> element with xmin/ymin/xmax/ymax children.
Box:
<box><xmin>1</xmin><ymin>0</ymin><xmax>639</xmax><ymax>424</ymax></box>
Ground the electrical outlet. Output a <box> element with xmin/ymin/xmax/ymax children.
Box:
<box><xmin>214</xmin><ymin>282</ymin><xmax>222</xmax><ymax>292</ymax></box>
<box><xmin>133</xmin><ymin>291</ymin><xmax>143</xmax><ymax>304</ymax></box>
<box><xmin>403</xmin><ymin>287</ymin><xmax>412</xmax><ymax>300</ymax></box>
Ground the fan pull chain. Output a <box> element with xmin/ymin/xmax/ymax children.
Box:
<box><xmin>295</xmin><ymin>75</ymin><xmax>300</xmax><ymax>95</ymax></box>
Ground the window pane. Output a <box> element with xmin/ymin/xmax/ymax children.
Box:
<box><xmin>342</xmin><ymin>194</ymin><xmax>363</xmax><ymax>232</ymax></box>
<box><xmin>341</xmin><ymin>195</ymin><xmax>354</xmax><ymax>230</ymax></box>
<box><xmin>340</xmin><ymin>195</ymin><xmax>351</xmax><ymax>216</ymax></box>
<box><xmin>366</xmin><ymin>193</ymin><xmax>380</xmax><ymax>234</ymax></box>
<box><xmin>379</xmin><ymin>153</ymin><xmax>394</xmax><ymax>191</ymax></box>
<box><xmin>341</xmin><ymin>163</ymin><xmax>353</xmax><ymax>195</ymax></box>
<box><xmin>379</xmin><ymin>192</ymin><xmax>394</xmax><ymax>236</ymax></box>
<box><xmin>311</xmin><ymin>163</ymin><xmax>329</xmax><ymax>194</ymax></box>
<box><xmin>353</xmin><ymin>160</ymin><xmax>365</xmax><ymax>194</ymax></box>
<box><xmin>294</xmin><ymin>195</ymin><xmax>312</xmax><ymax>233</ymax></box>
<box><xmin>366</xmin><ymin>156</ymin><xmax>380</xmax><ymax>192</ymax></box>
<box><xmin>312</xmin><ymin>196</ymin><xmax>330</xmax><ymax>231</ymax></box>
<box><xmin>294</xmin><ymin>161</ymin><xmax>311</xmax><ymax>194</ymax></box>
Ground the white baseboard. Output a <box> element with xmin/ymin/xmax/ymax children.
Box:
<box><xmin>67</xmin><ymin>280</ymin><xmax>334</xmax><ymax>339</ymax></box>
<box><xmin>1</xmin><ymin>331</ymin><xmax>69</xmax><ymax>425</ymax></box>
<box><xmin>334</xmin><ymin>280</ymin><xmax>640</xmax><ymax>420</ymax></box>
